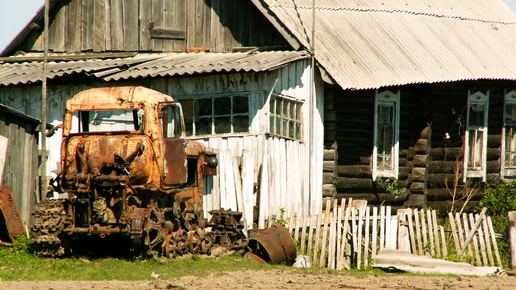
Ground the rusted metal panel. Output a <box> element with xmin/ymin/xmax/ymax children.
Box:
<box><xmin>0</xmin><ymin>186</ymin><xmax>26</xmax><ymax>242</ymax></box>
<box><xmin>248</xmin><ymin>224</ymin><xmax>297</xmax><ymax>264</ymax></box>
<box><xmin>163</xmin><ymin>138</ymin><xmax>187</xmax><ymax>185</ymax></box>
<box><xmin>63</xmin><ymin>135</ymin><xmax>154</xmax><ymax>186</ymax></box>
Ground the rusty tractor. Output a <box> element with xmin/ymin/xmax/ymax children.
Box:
<box><xmin>30</xmin><ymin>87</ymin><xmax>246</xmax><ymax>257</ymax></box>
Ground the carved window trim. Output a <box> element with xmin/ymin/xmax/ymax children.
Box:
<box><xmin>372</xmin><ymin>90</ymin><xmax>400</xmax><ymax>180</ymax></box>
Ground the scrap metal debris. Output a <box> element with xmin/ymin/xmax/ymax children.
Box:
<box><xmin>373</xmin><ymin>249</ymin><xmax>505</xmax><ymax>276</ymax></box>
<box><xmin>246</xmin><ymin>224</ymin><xmax>297</xmax><ymax>265</ymax></box>
<box><xmin>0</xmin><ymin>186</ymin><xmax>27</xmax><ymax>244</ymax></box>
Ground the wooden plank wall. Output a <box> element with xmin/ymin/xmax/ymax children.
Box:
<box><xmin>22</xmin><ymin>0</ymin><xmax>289</xmax><ymax>54</ymax></box>
<box><xmin>195</xmin><ymin>135</ymin><xmax>309</xmax><ymax>229</ymax></box>
<box><xmin>0</xmin><ymin>111</ymin><xmax>39</xmax><ymax>225</ymax></box>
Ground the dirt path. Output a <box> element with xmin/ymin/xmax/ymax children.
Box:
<box><xmin>1</xmin><ymin>269</ymin><xmax>515</xmax><ymax>290</ymax></box>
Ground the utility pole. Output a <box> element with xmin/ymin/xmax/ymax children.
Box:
<box><xmin>40</xmin><ymin>0</ymin><xmax>50</xmax><ymax>201</ymax></box>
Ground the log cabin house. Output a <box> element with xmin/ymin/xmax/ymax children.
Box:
<box><xmin>0</xmin><ymin>0</ymin><xmax>515</xmax><ymax>227</ymax></box>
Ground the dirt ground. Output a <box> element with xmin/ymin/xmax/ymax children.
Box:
<box><xmin>1</xmin><ymin>269</ymin><xmax>515</xmax><ymax>290</ymax></box>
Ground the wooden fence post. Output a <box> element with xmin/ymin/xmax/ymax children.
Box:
<box><xmin>509</xmin><ymin>211</ymin><xmax>516</xmax><ymax>269</ymax></box>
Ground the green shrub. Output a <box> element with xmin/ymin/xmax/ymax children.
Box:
<box><xmin>476</xmin><ymin>182</ymin><xmax>516</xmax><ymax>268</ymax></box>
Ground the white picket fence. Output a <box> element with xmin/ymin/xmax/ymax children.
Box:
<box><xmin>286</xmin><ymin>198</ymin><xmax>502</xmax><ymax>269</ymax></box>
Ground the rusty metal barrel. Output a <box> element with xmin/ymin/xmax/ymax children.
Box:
<box><xmin>247</xmin><ymin>224</ymin><xmax>297</xmax><ymax>265</ymax></box>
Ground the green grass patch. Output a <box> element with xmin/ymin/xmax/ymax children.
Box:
<box><xmin>0</xmin><ymin>246</ymin><xmax>282</xmax><ymax>281</ymax></box>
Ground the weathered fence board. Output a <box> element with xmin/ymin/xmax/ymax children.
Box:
<box><xmin>285</xmin><ymin>198</ymin><xmax>501</xmax><ymax>269</ymax></box>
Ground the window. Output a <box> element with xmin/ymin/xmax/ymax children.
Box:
<box><xmin>161</xmin><ymin>103</ymin><xmax>184</xmax><ymax>138</ymax></box>
<box><xmin>70</xmin><ymin>109</ymin><xmax>143</xmax><ymax>133</ymax></box>
<box><xmin>463</xmin><ymin>91</ymin><xmax>489</xmax><ymax>182</ymax></box>
<box><xmin>373</xmin><ymin>90</ymin><xmax>400</xmax><ymax>179</ymax></box>
<box><xmin>502</xmin><ymin>90</ymin><xmax>516</xmax><ymax>178</ymax></box>
<box><xmin>269</xmin><ymin>94</ymin><xmax>303</xmax><ymax>140</ymax></box>
<box><xmin>178</xmin><ymin>94</ymin><xmax>249</xmax><ymax>136</ymax></box>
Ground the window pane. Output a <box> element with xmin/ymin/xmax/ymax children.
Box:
<box><xmin>197</xmin><ymin>99</ymin><xmax>212</xmax><ymax>117</ymax></box>
<box><xmin>185</xmin><ymin>122</ymin><xmax>193</xmax><ymax>136</ymax></box>
<box><xmin>506</xmin><ymin>126</ymin><xmax>516</xmax><ymax>167</ymax></box>
<box><xmin>469</xmin><ymin>104</ymin><xmax>484</xmax><ymax>127</ymax></box>
<box><xmin>506</xmin><ymin>104</ymin><xmax>516</xmax><ymax>125</ymax></box>
<box><xmin>214</xmin><ymin>97</ymin><xmax>231</xmax><ymax>115</ymax></box>
<box><xmin>289</xmin><ymin>120</ymin><xmax>295</xmax><ymax>138</ymax></box>
<box><xmin>196</xmin><ymin>117</ymin><xmax>211</xmax><ymax>135</ymax></box>
<box><xmin>377</xmin><ymin>104</ymin><xmax>394</xmax><ymax>169</ymax></box>
<box><xmin>468</xmin><ymin>130</ymin><xmax>483</xmax><ymax>168</ymax></box>
<box><xmin>161</xmin><ymin>106</ymin><xmax>184</xmax><ymax>138</ymax></box>
<box><xmin>233</xmin><ymin>96</ymin><xmax>248</xmax><ymax>114</ymax></box>
<box><xmin>180</xmin><ymin>100</ymin><xmax>193</xmax><ymax>136</ymax></box>
<box><xmin>270</xmin><ymin>97</ymin><xmax>276</xmax><ymax>115</ymax></box>
<box><xmin>268</xmin><ymin>95</ymin><xmax>302</xmax><ymax>140</ymax></box>
<box><xmin>214</xmin><ymin>117</ymin><xmax>231</xmax><ymax>134</ymax></box>
<box><xmin>233</xmin><ymin>115</ymin><xmax>249</xmax><ymax>133</ymax></box>
<box><xmin>181</xmin><ymin>99</ymin><xmax>193</xmax><ymax>119</ymax></box>
<box><xmin>378</xmin><ymin>105</ymin><xmax>393</xmax><ymax>124</ymax></box>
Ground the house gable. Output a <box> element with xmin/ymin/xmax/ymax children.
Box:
<box><xmin>3</xmin><ymin>0</ymin><xmax>291</xmax><ymax>56</ymax></box>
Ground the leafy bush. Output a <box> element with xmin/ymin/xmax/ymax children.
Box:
<box><xmin>476</xmin><ymin>182</ymin><xmax>516</xmax><ymax>268</ymax></box>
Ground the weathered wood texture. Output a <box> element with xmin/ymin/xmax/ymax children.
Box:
<box><xmin>333</xmin><ymin>86</ymin><xmax>430</xmax><ymax>204</ymax></box>
<box><xmin>288</xmin><ymin>200</ymin><xmax>501</xmax><ymax>269</ymax></box>
<box><xmin>333</xmin><ymin>82</ymin><xmax>515</xmax><ymax>209</ymax></box>
<box><xmin>20</xmin><ymin>0</ymin><xmax>290</xmax><ymax>54</ymax></box>
<box><xmin>0</xmin><ymin>107</ymin><xmax>40</xmax><ymax>225</ymax></box>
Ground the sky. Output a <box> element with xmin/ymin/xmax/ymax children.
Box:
<box><xmin>0</xmin><ymin>0</ymin><xmax>516</xmax><ymax>54</ymax></box>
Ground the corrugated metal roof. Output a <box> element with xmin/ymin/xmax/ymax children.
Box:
<box><xmin>253</xmin><ymin>0</ymin><xmax>516</xmax><ymax>90</ymax></box>
<box><xmin>0</xmin><ymin>51</ymin><xmax>310</xmax><ymax>86</ymax></box>
<box><xmin>103</xmin><ymin>51</ymin><xmax>310</xmax><ymax>81</ymax></box>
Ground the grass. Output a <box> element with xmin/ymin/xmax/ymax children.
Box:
<box><xmin>0</xmin><ymin>245</ymin><xmax>283</xmax><ymax>281</ymax></box>
<box><xmin>0</xmin><ymin>236</ymin><xmax>464</xmax><ymax>281</ymax></box>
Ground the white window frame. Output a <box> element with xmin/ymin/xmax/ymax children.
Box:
<box><xmin>372</xmin><ymin>90</ymin><xmax>400</xmax><ymax>180</ymax></box>
<box><xmin>176</xmin><ymin>93</ymin><xmax>253</xmax><ymax>137</ymax></box>
<box><xmin>463</xmin><ymin>90</ymin><xmax>489</xmax><ymax>182</ymax></box>
<box><xmin>501</xmin><ymin>90</ymin><xmax>516</xmax><ymax>179</ymax></box>
<box><xmin>268</xmin><ymin>94</ymin><xmax>303</xmax><ymax>141</ymax></box>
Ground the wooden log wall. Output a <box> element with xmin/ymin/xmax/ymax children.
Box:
<box><xmin>333</xmin><ymin>86</ymin><xmax>429</xmax><ymax>206</ymax></box>
<box><xmin>19</xmin><ymin>0</ymin><xmax>289</xmax><ymax>54</ymax></box>
<box><xmin>426</xmin><ymin>82</ymin><xmax>505</xmax><ymax>214</ymax></box>
<box><xmin>334</xmin><ymin>89</ymin><xmax>374</xmax><ymax>201</ymax></box>
<box><xmin>332</xmin><ymin>82</ymin><xmax>516</xmax><ymax>214</ymax></box>
<box><xmin>323</xmin><ymin>84</ymin><xmax>337</xmax><ymax>198</ymax></box>
<box><xmin>405</xmin><ymin>124</ymin><xmax>431</xmax><ymax>209</ymax></box>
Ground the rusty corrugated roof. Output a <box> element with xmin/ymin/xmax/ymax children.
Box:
<box><xmin>0</xmin><ymin>51</ymin><xmax>310</xmax><ymax>86</ymax></box>
<box><xmin>252</xmin><ymin>0</ymin><xmax>516</xmax><ymax>90</ymax></box>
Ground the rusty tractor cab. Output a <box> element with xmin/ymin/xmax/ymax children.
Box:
<box><xmin>30</xmin><ymin>87</ymin><xmax>245</xmax><ymax>257</ymax></box>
